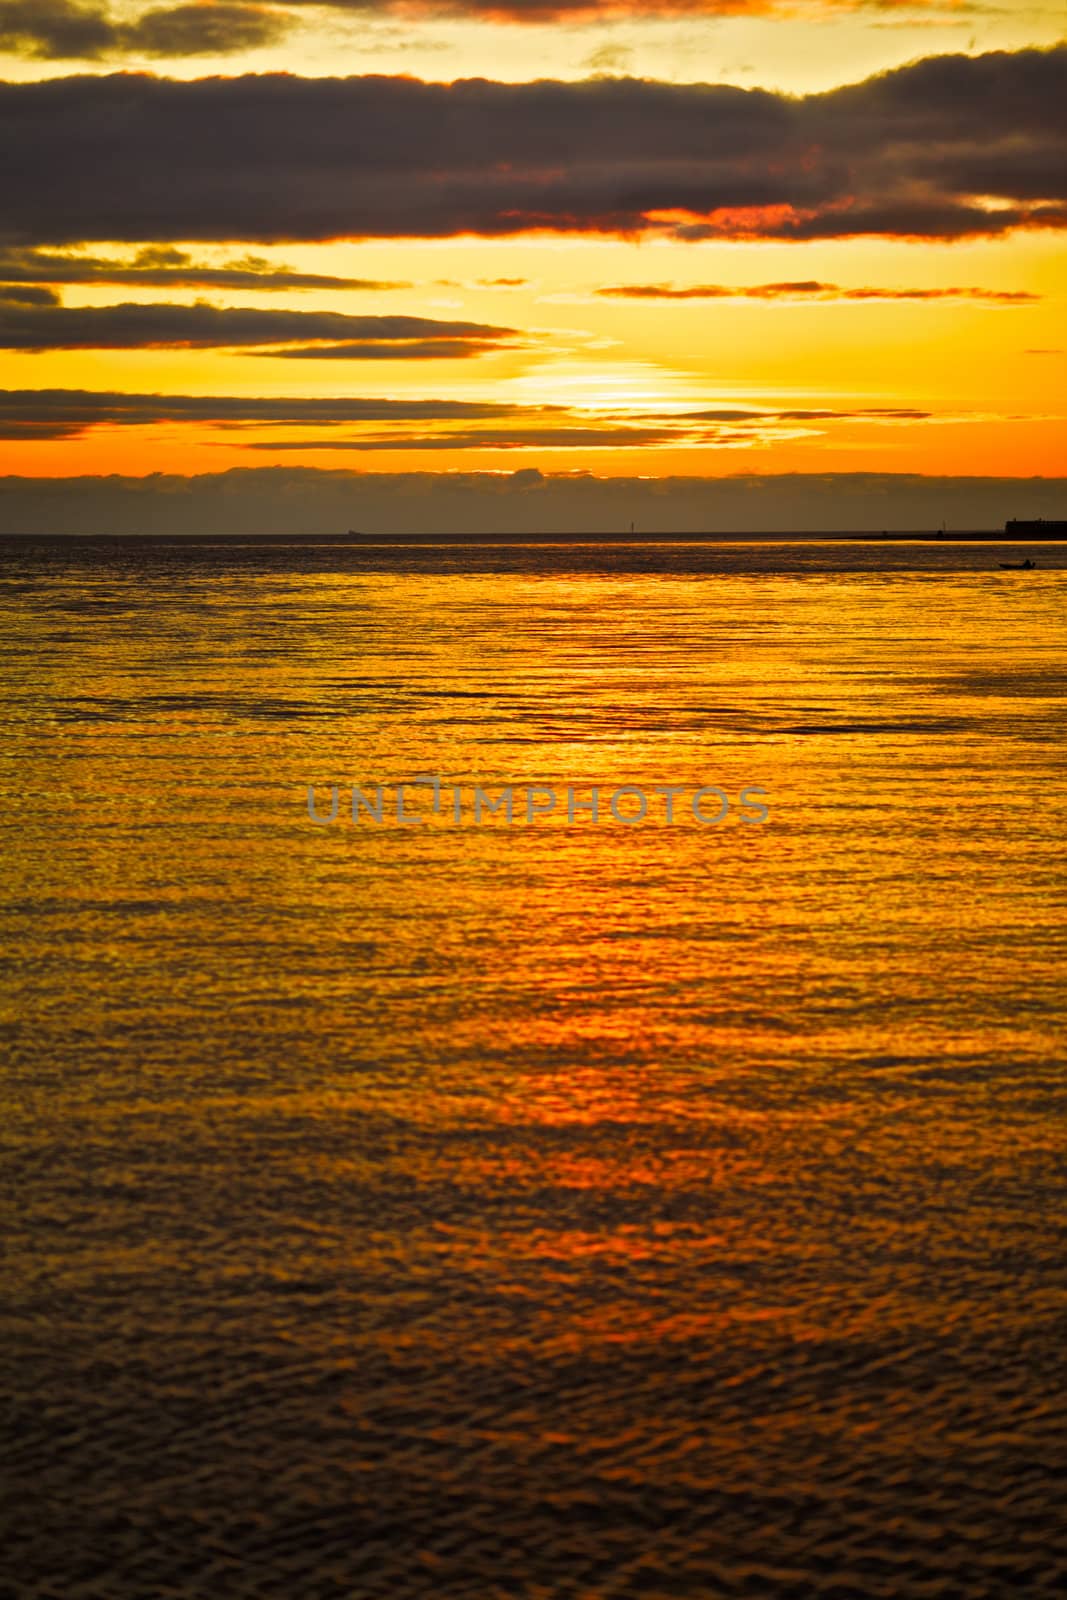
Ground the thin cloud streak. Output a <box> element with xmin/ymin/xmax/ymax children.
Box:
<box><xmin>598</xmin><ymin>281</ymin><xmax>1041</xmax><ymax>302</ymax></box>
<box><xmin>277</xmin><ymin>0</ymin><xmax>990</xmax><ymax>21</ymax></box>
<box><xmin>674</xmin><ymin>406</ymin><xmax>931</xmax><ymax>421</ymax></box>
<box><xmin>248</xmin><ymin>426</ymin><xmax>685</xmax><ymax>448</ymax></box>
<box><xmin>0</xmin><ymin>294</ymin><xmax>518</xmax><ymax>354</ymax></box>
<box><xmin>0</xmin><ymin>387</ymin><xmax>942</xmax><ymax>443</ymax></box>
<box><xmin>261</xmin><ymin>339</ymin><xmax>510</xmax><ymax>358</ymax></box>
<box><xmin>0</xmin><ymin>387</ymin><xmax>560</xmax><ymax>438</ymax></box>
<box><xmin>0</xmin><ymin>246</ymin><xmax>409</xmax><ymax>292</ymax></box>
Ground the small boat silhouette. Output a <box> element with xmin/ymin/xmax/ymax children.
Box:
<box><xmin>999</xmin><ymin>558</ymin><xmax>1036</xmax><ymax>569</ymax></box>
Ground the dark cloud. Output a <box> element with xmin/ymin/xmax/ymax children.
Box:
<box><xmin>0</xmin><ymin>245</ymin><xmax>408</xmax><ymax>291</ymax></box>
<box><xmin>129</xmin><ymin>4</ymin><xmax>290</xmax><ymax>56</ymax></box>
<box><xmin>0</xmin><ymin>2</ymin><xmax>289</xmax><ymax>60</ymax></box>
<box><xmin>1</xmin><ymin>47</ymin><xmax>1062</xmax><ymax>246</ymax></box>
<box><xmin>0</xmin><ymin>2</ymin><xmax>113</xmax><ymax>59</ymax></box>
<box><xmin>0</xmin><ymin>388</ymin><xmax>560</xmax><ymax>439</ymax></box>
<box><xmin>0</xmin><ymin>284</ymin><xmax>61</xmax><ymax>306</ymax></box>
<box><xmin>0</xmin><ymin>292</ymin><xmax>517</xmax><ymax>354</ymax></box>
<box><xmin>599</xmin><ymin>282</ymin><xmax>1041</xmax><ymax>302</ymax></box>
<box><xmin>2</xmin><ymin>465</ymin><xmax>1064</xmax><ymax>538</ymax></box>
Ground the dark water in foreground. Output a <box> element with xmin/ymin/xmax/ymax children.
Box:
<box><xmin>2</xmin><ymin>539</ymin><xmax>1066</xmax><ymax>1599</ymax></box>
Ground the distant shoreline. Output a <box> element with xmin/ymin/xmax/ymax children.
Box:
<box><xmin>1</xmin><ymin>530</ymin><xmax>1064</xmax><ymax>546</ymax></box>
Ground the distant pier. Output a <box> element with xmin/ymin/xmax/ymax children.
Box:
<box><xmin>1004</xmin><ymin>519</ymin><xmax>1067</xmax><ymax>537</ymax></box>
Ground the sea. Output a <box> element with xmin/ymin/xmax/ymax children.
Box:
<box><xmin>2</xmin><ymin>536</ymin><xmax>1065</xmax><ymax>1599</ymax></box>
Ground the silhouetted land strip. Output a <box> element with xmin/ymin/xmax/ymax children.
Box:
<box><xmin>3</xmin><ymin>529</ymin><xmax>1066</xmax><ymax>547</ymax></box>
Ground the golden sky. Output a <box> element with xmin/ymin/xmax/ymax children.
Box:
<box><xmin>0</xmin><ymin>0</ymin><xmax>1064</xmax><ymax>483</ymax></box>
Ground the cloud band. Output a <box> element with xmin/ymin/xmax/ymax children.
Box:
<box><xmin>1</xmin><ymin>47</ymin><xmax>1063</xmax><ymax>246</ymax></box>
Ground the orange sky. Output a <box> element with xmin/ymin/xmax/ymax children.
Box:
<box><xmin>0</xmin><ymin>1</ymin><xmax>1063</xmax><ymax>482</ymax></box>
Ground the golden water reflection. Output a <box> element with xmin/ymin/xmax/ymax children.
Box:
<box><xmin>1</xmin><ymin>539</ymin><xmax>1065</xmax><ymax>1597</ymax></box>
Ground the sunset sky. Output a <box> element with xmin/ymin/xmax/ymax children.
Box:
<box><xmin>0</xmin><ymin>0</ymin><xmax>1064</xmax><ymax>517</ymax></box>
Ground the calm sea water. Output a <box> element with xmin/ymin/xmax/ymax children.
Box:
<box><xmin>2</xmin><ymin>538</ymin><xmax>1066</xmax><ymax>1599</ymax></box>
